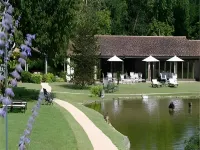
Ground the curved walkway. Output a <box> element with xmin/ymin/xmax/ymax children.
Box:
<box><xmin>54</xmin><ymin>98</ymin><xmax>118</xmax><ymax>150</ymax></box>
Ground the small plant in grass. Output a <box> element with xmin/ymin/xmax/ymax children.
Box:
<box><xmin>90</xmin><ymin>85</ymin><xmax>103</xmax><ymax>97</ymax></box>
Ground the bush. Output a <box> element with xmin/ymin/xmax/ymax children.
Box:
<box><xmin>31</xmin><ymin>74</ymin><xmax>42</xmax><ymax>84</ymax></box>
<box><xmin>21</xmin><ymin>71</ymin><xmax>32</xmax><ymax>83</ymax></box>
<box><xmin>59</xmin><ymin>71</ymin><xmax>67</xmax><ymax>82</ymax></box>
<box><xmin>55</xmin><ymin>77</ymin><xmax>65</xmax><ymax>82</ymax></box>
<box><xmin>42</xmin><ymin>73</ymin><xmax>55</xmax><ymax>82</ymax></box>
<box><xmin>90</xmin><ymin>85</ymin><xmax>103</xmax><ymax>97</ymax></box>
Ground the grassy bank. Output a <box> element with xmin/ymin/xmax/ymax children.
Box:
<box><xmin>16</xmin><ymin>82</ymin><xmax>200</xmax><ymax>150</ymax></box>
<box><xmin>0</xmin><ymin>101</ymin><xmax>92</xmax><ymax>150</ymax></box>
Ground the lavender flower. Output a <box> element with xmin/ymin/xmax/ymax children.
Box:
<box><xmin>16</xmin><ymin>64</ymin><xmax>23</xmax><ymax>72</ymax></box>
<box><xmin>0</xmin><ymin>108</ymin><xmax>6</xmax><ymax>117</ymax></box>
<box><xmin>26</xmin><ymin>34</ymin><xmax>36</xmax><ymax>40</ymax></box>
<box><xmin>11</xmin><ymin>70</ymin><xmax>20</xmax><ymax>79</ymax></box>
<box><xmin>0</xmin><ymin>75</ymin><xmax>5</xmax><ymax>81</ymax></box>
<box><xmin>19</xmin><ymin>142</ymin><xmax>25</xmax><ymax>150</ymax></box>
<box><xmin>10</xmin><ymin>79</ymin><xmax>17</xmax><ymax>87</ymax></box>
<box><xmin>6</xmin><ymin>5</ymin><xmax>14</xmax><ymax>15</ymax></box>
<box><xmin>0</xmin><ymin>50</ymin><xmax>4</xmax><ymax>56</ymax></box>
<box><xmin>18</xmin><ymin>58</ymin><xmax>26</xmax><ymax>66</ymax></box>
<box><xmin>24</xmin><ymin>129</ymin><xmax>30</xmax><ymax>136</ymax></box>
<box><xmin>0</xmin><ymin>32</ymin><xmax>7</xmax><ymax>39</ymax></box>
<box><xmin>5</xmin><ymin>88</ymin><xmax>15</xmax><ymax>97</ymax></box>
<box><xmin>20</xmin><ymin>51</ymin><xmax>27</xmax><ymax>59</ymax></box>
<box><xmin>24</xmin><ymin>137</ymin><xmax>30</xmax><ymax>144</ymax></box>
<box><xmin>2</xmin><ymin>97</ymin><xmax>11</xmax><ymax>105</ymax></box>
<box><xmin>0</xmin><ymin>40</ymin><xmax>5</xmax><ymax>48</ymax></box>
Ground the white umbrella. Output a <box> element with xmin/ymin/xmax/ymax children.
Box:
<box><xmin>108</xmin><ymin>55</ymin><xmax>123</xmax><ymax>62</ymax></box>
<box><xmin>142</xmin><ymin>55</ymin><xmax>159</xmax><ymax>62</ymax></box>
<box><xmin>142</xmin><ymin>55</ymin><xmax>159</xmax><ymax>81</ymax></box>
<box><xmin>167</xmin><ymin>55</ymin><xmax>184</xmax><ymax>62</ymax></box>
<box><xmin>107</xmin><ymin>55</ymin><xmax>123</xmax><ymax>79</ymax></box>
<box><xmin>167</xmin><ymin>55</ymin><xmax>184</xmax><ymax>74</ymax></box>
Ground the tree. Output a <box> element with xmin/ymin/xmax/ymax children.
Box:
<box><xmin>10</xmin><ymin>0</ymin><xmax>81</xmax><ymax>69</ymax></box>
<box><xmin>71</xmin><ymin>5</ymin><xmax>99</xmax><ymax>87</ymax></box>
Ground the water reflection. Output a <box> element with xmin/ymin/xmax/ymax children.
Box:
<box><xmin>87</xmin><ymin>98</ymin><xmax>200</xmax><ymax>150</ymax></box>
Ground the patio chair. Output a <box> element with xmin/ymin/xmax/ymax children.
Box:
<box><xmin>120</xmin><ymin>74</ymin><xmax>125</xmax><ymax>83</ymax></box>
<box><xmin>151</xmin><ymin>79</ymin><xmax>162</xmax><ymax>88</ymax></box>
<box><xmin>134</xmin><ymin>73</ymin><xmax>139</xmax><ymax>83</ymax></box>
<box><xmin>107</xmin><ymin>72</ymin><xmax>112</xmax><ymax>81</ymax></box>
<box><xmin>168</xmin><ymin>78</ymin><xmax>178</xmax><ymax>87</ymax></box>
<box><xmin>130</xmin><ymin>72</ymin><xmax>134</xmax><ymax>81</ymax></box>
<box><xmin>43</xmin><ymin>88</ymin><xmax>53</xmax><ymax>105</ymax></box>
<box><xmin>138</xmin><ymin>73</ymin><xmax>143</xmax><ymax>82</ymax></box>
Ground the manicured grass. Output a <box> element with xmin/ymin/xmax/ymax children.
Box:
<box><xmin>0</xmin><ymin>101</ymin><xmax>92</xmax><ymax>150</ymax></box>
<box><xmin>16</xmin><ymin>82</ymin><xmax>200</xmax><ymax>150</ymax></box>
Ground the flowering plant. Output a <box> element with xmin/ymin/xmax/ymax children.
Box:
<box><xmin>0</xmin><ymin>1</ymin><xmax>43</xmax><ymax>149</ymax></box>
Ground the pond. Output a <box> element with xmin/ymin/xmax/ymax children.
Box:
<box><xmin>86</xmin><ymin>98</ymin><xmax>199</xmax><ymax>150</ymax></box>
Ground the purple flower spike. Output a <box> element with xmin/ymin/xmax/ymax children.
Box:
<box><xmin>0</xmin><ymin>40</ymin><xmax>5</xmax><ymax>48</ymax></box>
<box><xmin>0</xmin><ymin>50</ymin><xmax>4</xmax><ymax>55</ymax></box>
<box><xmin>19</xmin><ymin>142</ymin><xmax>25</xmax><ymax>150</ymax></box>
<box><xmin>20</xmin><ymin>51</ymin><xmax>27</xmax><ymax>59</ymax></box>
<box><xmin>6</xmin><ymin>5</ymin><xmax>14</xmax><ymax>15</ymax></box>
<box><xmin>25</xmin><ymin>40</ymin><xmax>32</xmax><ymax>47</ymax></box>
<box><xmin>28</xmin><ymin>116</ymin><xmax>34</xmax><ymax>124</ymax></box>
<box><xmin>11</xmin><ymin>70</ymin><xmax>20</xmax><ymax>79</ymax></box>
<box><xmin>0</xmin><ymin>75</ymin><xmax>5</xmax><ymax>81</ymax></box>
<box><xmin>24</xmin><ymin>129</ymin><xmax>30</xmax><ymax>136</ymax></box>
<box><xmin>5</xmin><ymin>88</ymin><xmax>15</xmax><ymax>97</ymax></box>
<box><xmin>0</xmin><ymin>32</ymin><xmax>7</xmax><ymax>39</ymax></box>
<box><xmin>2</xmin><ymin>97</ymin><xmax>11</xmax><ymax>105</ymax></box>
<box><xmin>33</xmin><ymin>111</ymin><xmax>38</xmax><ymax>117</ymax></box>
<box><xmin>16</xmin><ymin>64</ymin><xmax>23</xmax><ymax>72</ymax></box>
<box><xmin>0</xmin><ymin>108</ymin><xmax>6</xmax><ymax>117</ymax></box>
<box><xmin>24</xmin><ymin>137</ymin><xmax>30</xmax><ymax>144</ymax></box>
<box><xmin>27</xmin><ymin>123</ymin><xmax>32</xmax><ymax>131</ymax></box>
<box><xmin>11</xmin><ymin>79</ymin><xmax>17</xmax><ymax>87</ymax></box>
<box><xmin>18</xmin><ymin>58</ymin><xmax>26</xmax><ymax>66</ymax></box>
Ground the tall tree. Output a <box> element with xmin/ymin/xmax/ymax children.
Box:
<box><xmin>71</xmin><ymin>4</ymin><xmax>99</xmax><ymax>87</ymax></box>
<box><xmin>10</xmin><ymin>0</ymin><xmax>81</xmax><ymax>69</ymax></box>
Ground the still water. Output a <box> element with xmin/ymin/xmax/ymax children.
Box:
<box><xmin>87</xmin><ymin>98</ymin><xmax>199</xmax><ymax>150</ymax></box>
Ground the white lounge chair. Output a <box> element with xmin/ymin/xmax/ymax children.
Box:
<box><xmin>151</xmin><ymin>79</ymin><xmax>162</xmax><ymax>88</ymax></box>
<box><xmin>120</xmin><ymin>74</ymin><xmax>125</xmax><ymax>83</ymax></box>
<box><xmin>168</xmin><ymin>78</ymin><xmax>178</xmax><ymax>87</ymax></box>
<box><xmin>107</xmin><ymin>72</ymin><xmax>112</xmax><ymax>81</ymax></box>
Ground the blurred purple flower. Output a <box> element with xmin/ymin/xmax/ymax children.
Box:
<box><xmin>25</xmin><ymin>40</ymin><xmax>32</xmax><ymax>47</ymax></box>
<box><xmin>0</xmin><ymin>32</ymin><xmax>7</xmax><ymax>39</ymax></box>
<box><xmin>11</xmin><ymin>70</ymin><xmax>20</xmax><ymax>79</ymax></box>
<box><xmin>11</xmin><ymin>79</ymin><xmax>17</xmax><ymax>87</ymax></box>
<box><xmin>20</xmin><ymin>44</ymin><xmax>31</xmax><ymax>53</ymax></box>
<box><xmin>5</xmin><ymin>42</ymin><xmax>9</xmax><ymax>49</ymax></box>
<box><xmin>26</xmin><ymin>34</ymin><xmax>36</xmax><ymax>40</ymax></box>
<box><xmin>0</xmin><ymin>40</ymin><xmax>5</xmax><ymax>48</ymax></box>
<box><xmin>27</xmin><ymin>123</ymin><xmax>32</xmax><ymax>131</ymax></box>
<box><xmin>6</xmin><ymin>5</ymin><xmax>14</xmax><ymax>15</ymax></box>
<box><xmin>2</xmin><ymin>97</ymin><xmax>11</xmax><ymax>105</ymax></box>
<box><xmin>19</xmin><ymin>142</ymin><xmax>25</xmax><ymax>150</ymax></box>
<box><xmin>0</xmin><ymin>108</ymin><xmax>6</xmax><ymax>117</ymax></box>
<box><xmin>28</xmin><ymin>116</ymin><xmax>34</xmax><ymax>124</ymax></box>
<box><xmin>32</xmin><ymin>111</ymin><xmax>38</xmax><ymax>117</ymax></box>
<box><xmin>18</xmin><ymin>58</ymin><xmax>26</xmax><ymax>66</ymax></box>
<box><xmin>20</xmin><ymin>51</ymin><xmax>27</xmax><ymax>59</ymax></box>
<box><xmin>16</xmin><ymin>64</ymin><xmax>23</xmax><ymax>72</ymax></box>
<box><xmin>24</xmin><ymin>129</ymin><xmax>30</xmax><ymax>136</ymax></box>
<box><xmin>0</xmin><ymin>50</ymin><xmax>4</xmax><ymax>56</ymax></box>
<box><xmin>5</xmin><ymin>88</ymin><xmax>15</xmax><ymax>97</ymax></box>
<box><xmin>0</xmin><ymin>75</ymin><xmax>5</xmax><ymax>81</ymax></box>
<box><xmin>15</xmin><ymin>20</ymin><xmax>19</xmax><ymax>28</ymax></box>
<box><xmin>24</xmin><ymin>137</ymin><xmax>30</xmax><ymax>144</ymax></box>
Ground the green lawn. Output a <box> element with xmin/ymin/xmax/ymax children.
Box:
<box><xmin>0</xmin><ymin>101</ymin><xmax>92</xmax><ymax>150</ymax></box>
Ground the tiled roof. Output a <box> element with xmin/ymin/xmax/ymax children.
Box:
<box><xmin>97</xmin><ymin>35</ymin><xmax>200</xmax><ymax>57</ymax></box>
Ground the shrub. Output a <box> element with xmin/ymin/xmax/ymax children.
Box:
<box><xmin>21</xmin><ymin>71</ymin><xmax>32</xmax><ymax>83</ymax></box>
<box><xmin>90</xmin><ymin>85</ymin><xmax>103</xmax><ymax>97</ymax></box>
<box><xmin>59</xmin><ymin>71</ymin><xmax>67</xmax><ymax>82</ymax></box>
<box><xmin>42</xmin><ymin>73</ymin><xmax>55</xmax><ymax>82</ymax></box>
<box><xmin>31</xmin><ymin>74</ymin><xmax>42</xmax><ymax>84</ymax></box>
<box><xmin>55</xmin><ymin>77</ymin><xmax>65</xmax><ymax>82</ymax></box>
